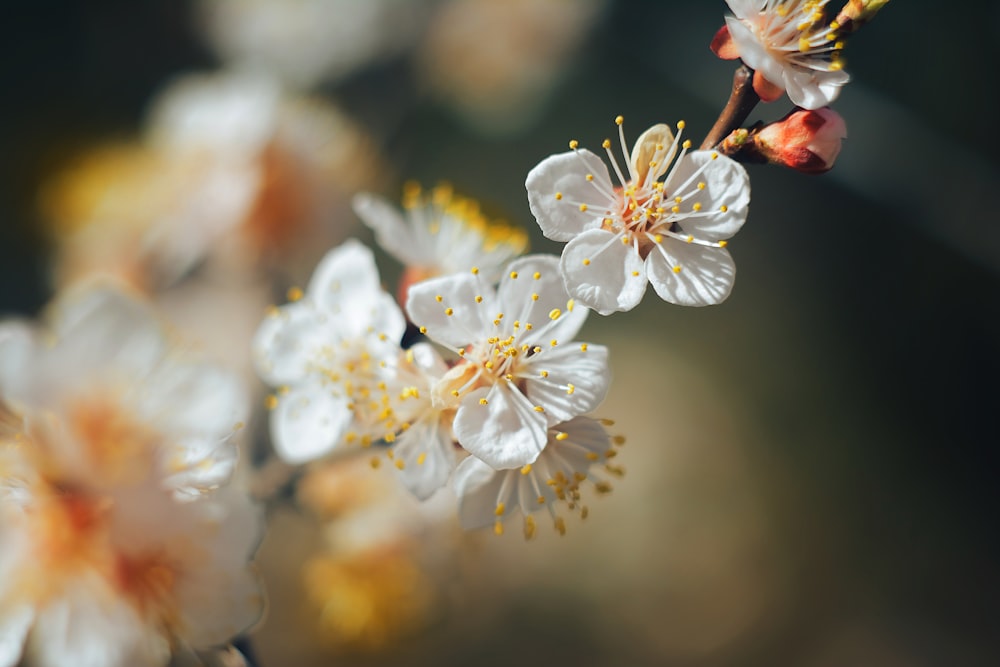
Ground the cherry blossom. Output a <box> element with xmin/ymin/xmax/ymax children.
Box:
<box><xmin>526</xmin><ymin>118</ymin><xmax>750</xmax><ymax>314</ymax></box>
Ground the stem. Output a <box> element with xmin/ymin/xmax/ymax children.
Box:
<box><xmin>700</xmin><ymin>65</ymin><xmax>761</xmax><ymax>150</ymax></box>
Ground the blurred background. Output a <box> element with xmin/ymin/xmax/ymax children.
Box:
<box><xmin>2</xmin><ymin>1</ymin><xmax>998</xmax><ymax>665</ymax></box>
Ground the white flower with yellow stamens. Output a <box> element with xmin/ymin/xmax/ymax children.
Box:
<box><xmin>711</xmin><ymin>0</ymin><xmax>850</xmax><ymax>108</ymax></box>
<box><xmin>354</xmin><ymin>183</ymin><xmax>528</xmax><ymax>290</ymax></box>
<box><xmin>526</xmin><ymin>118</ymin><xmax>750</xmax><ymax>314</ymax></box>
<box><xmin>253</xmin><ymin>239</ymin><xmax>406</xmax><ymax>464</ymax></box>
<box><xmin>0</xmin><ymin>285</ymin><xmax>248</xmax><ymax>498</ymax></box>
<box><xmin>406</xmin><ymin>255</ymin><xmax>609</xmax><ymax>470</ymax></box>
<box><xmin>453</xmin><ymin>416</ymin><xmax>623</xmax><ymax>537</ymax></box>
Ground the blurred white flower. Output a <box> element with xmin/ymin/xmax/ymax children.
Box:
<box><xmin>526</xmin><ymin>119</ymin><xmax>750</xmax><ymax>313</ymax></box>
<box><xmin>417</xmin><ymin>0</ymin><xmax>607</xmax><ymax>135</ymax></box>
<box><xmin>0</xmin><ymin>445</ymin><xmax>263</xmax><ymax>667</ymax></box>
<box><xmin>711</xmin><ymin>0</ymin><xmax>849</xmax><ymax>108</ymax></box>
<box><xmin>252</xmin><ymin>240</ymin><xmax>406</xmax><ymax>464</ymax></box>
<box><xmin>354</xmin><ymin>183</ymin><xmax>528</xmax><ymax>298</ymax></box>
<box><xmin>454</xmin><ymin>416</ymin><xmax>621</xmax><ymax>537</ymax></box>
<box><xmin>44</xmin><ymin>69</ymin><xmax>378</xmax><ymax>290</ymax></box>
<box><xmin>196</xmin><ymin>0</ymin><xmax>429</xmax><ymax>89</ymax></box>
<box><xmin>0</xmin><ymin>284</ymin><xmax>248</xmax><ymax>497</ymax></box>
<box><xmin>406</xmin><ymin>255</ymin><xmax>609</xmax><ymax>470</ymax></box>
<box><xmin>0</xmin><ymin>286</ymin><xmax>262</xmax><ymax>667</ymax></box>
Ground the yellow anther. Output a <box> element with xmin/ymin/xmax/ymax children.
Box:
<box><xmin>555</xmin><ymin>192</ymin><xmax>563</xmax><ymax>200</ymax></box>
<box><xmin>475</xmin><ymin>295</ymin><xmax>483</xmax><ymax>303</ymax></box>
<box><xmin>682</xmin><ymin>139</ymin><xmax>692</xmax><ymax>149</ymax></box>
<box><xmin>495</xmin><ymin>503</ymin><xmax>505</xmax><ymax>516</ymax></box>
<box><xmin>286</xmin><ymin>286</ymin><xmax>304</xmax><ymax>302</ymax></box>
<box><xmin>417</xmin><ymin>453</ymin><xmax>427</xmax><ymax>465</ymax></box>
<box><xmin>370</xmin><ymin>456</ymin><xmax>381</xmax><ymax>469</ymax></box>
<box><xmin>653</xmin><ymin>234</ymin><xmax>662</xmax><ymax>243</ymax></box>
<box><xmin>521</xmin><ymin>464</ymin><xmax>532</xmax><ymax>475</ymax></box>
<box><xmin>435</xmin><ymin>294</ymin><xmax>443</xmax><ymax>302</ymax></box>
<box><xmin>550</xmin><ymin>339</ymin><xmax>558</xmax><ymax>347</ymax></box>
<box><xmin>394</xmin><ymin>458</ymin><xmax>406</xmax><ymax>471</ymax></box>
<box><xmin>494</xmin><ymin>521</ymin><xmax>504</xmax><ymax>536</ymax></box>
<box><xmin>569</xmin><ymin>139</ymin><xmax>579</xmax><ymax>149</ymax></box>
<box><xmin>673</xmin><ymin>265</ymin><xmax>682</xmax><ymax>273</ymax></box>
<box><xmin>531</xmin><ymin>293</ymin><xmax>539</xmax><ymax>301</ymax></box>
<box><xmin>582</xmin><ymin>258</ymin><xmax>591</xmax><ymax>266</ymax></box>
<box><xmin>585</xmin><ymin>174</ymin><xmax>594</xmax><ymax>181</ymax></box>
<box><xmin>555</xmin><ymin>432</ymin><xmax>569</xmax><ymax>441</ymax></box>
<box><xmin>586</xmin><ymin>452</ymin><xmax>599</xmax><ymax>461</ymax></box>
<box><xmin>799</xmin><ymin>36</ymin><xmax>811</xmax><ymax>52</ymax></box>
<box><xmin>471</xmin><ymin>266</ymin><xmax>479</xmax><ymax>274</ymax></box>
<box><xmin>601</xmin><ymin>418</ymin><xmax>615</xmax><ymax>426</ymax></box>
<box><xmin>451</xmin><ymin>389</ymin><xmax>460</xmax><ymax>397</ymax></box>
<box><xmin>510</xmin><ymin>271</ymin><xmax>519</xmax><ymax>279</ymax></box>
<box><xmin>479</xmin><ymin>398</ymin><xmax>489</xmax><ymax>405</ymax></box>
<box><xmin>539</xmin><ymin>370</ymin><xmax>549</xmax><ymax>378</ymax></box>
<box><xmin>385</xmin><ymin>432</ymin><xmax>396</xmax><ymax>443</ymax></box>
<box><xmin>697</xmin><ymin>182</ymin><xmax>706</xmax><ymax>190</ymax></box>
<box><xmin>445</xmin><ymin>308</ymin><xmax>454</xmax><ymax>316</ymax></box>
<box><xmin>534</xmin><ymin>406</ymin><xmax>545</xmax><ymax>413</ymax></box>
<box><xmin>566</xmin><ymin>384</ymin><xmax>576</xmax><ymax>395</ymax></box>
<box><xmin>581</xmin><ymin>506</ymin><xmax>589</xmax><ymax>520</ymax></box>
<box><xmin>686</xmin><ymin>235</ymin><xmax>694</xmax><ymax>243</ymax></box>
<box><xmin>677</xmin><ymin>120</ymin><xmax>686</xmax><ymax>130</ymax></box>
<box><xmin>580</xmin><ymin>343</ymin><xmax>588</xmax><ymax>351</ymax></box>
<box><xmin>631</xmin><ymin>271</ymin><xmax>639</xmax><ymax>277</ymax></box>
<box><xmin>567</xmin><ymin>299</ymin><xmax>575</xmax><ymax>311</ymax></box>
<box><xmin>602</xmin><ymin>139</ymin><xmax>612</xmax><ymax>149</ymax></box>
<box><xmin>719</xmin><ymin>204</ymin><xmax>728</xmax><ymax>212</ymax></box>
<box><xmin>524</xmin><ymin>515</ymin><xmax>537</xmax><ymax>540</ymax></box>
<box><xmin>555</xmin><ymin>517</ymin><xmax>566</xmax><ymax>536</ymax></box>
<box><xmin>671</xmin><ymin>206</ymin><xmax>681</xmax><ymax>214</ymax></box>
<box><xmin>548</xmin><ymin>308</ymin><xmax>561</xmax><ymax>320</ymax></box>
<box><xmin>419</xmin><ymin>326</ymin><xmax>427</xmax><ymax>334</ymax></box>
<box><xmin>693</xmin><ymin>202</ymin><xmax>702</xmax><ymax>212</ymax></box>
<box><xmin>264</xmin><ymin>395</ymin><xmax>278</xmax><ymax>410</ymax></box>
<box><xmin>615</xmin><ymin>115</ymin><xmax>624</xmax><ymax>125</ymax></box>
<box><xmin>711</xmin><ymin>152</ymin><xmax>719</xmax><ymax>159</ymax></box>
<box><xmin>718</xmin><ymin>240</ymin><xmax>728</xmax><ymax>248</ymax></box>
<box><xmin>579</xmin><ymin>203</ymin><xmax>588</xmax><ymax>212</ymax></box>
<box><xmin>485</xmin><ymin>361</ymin><xmax>494</xmax><ymax>370</ymax></box>
<box><xmin>621</xmin><ymin>235</ymin><xmax>630</xmax><ymax>245</ymax></box>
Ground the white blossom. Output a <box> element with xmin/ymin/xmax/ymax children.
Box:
<box><xmin>526</xmin><ymin>118</ymin><xmax>750</xmax><ymax>314</ymax></box>
<box><xmin>252</xmin><ymin>240</ymin><xmax>406</xmax><ymax>463</ymax></box>
<box><xmin>713</xmin><ymin>0</ymin><xmax>849</xmax><ymax>109</ymax></box>
<box><xmin>453</xmin><ymin>416</ymin><xmax>622</xmax><ymax>537</ymax></box>
<box><xmin>354</xmin><ymin>183</ymin><xmax>528</xmax><ymax>288</ymax></box>
<box><xmin>406</xmin><ymin>255</ymin><xmax>610</xmax><ymax>470</ymax></box>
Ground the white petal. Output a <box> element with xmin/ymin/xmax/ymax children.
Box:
<box><xmin>560</xmin><ymin>229</ymin><xmax>646</xmax><ymax>315</ymax></box>
<box><xmin>524</xmin><ymin>343</ymin><xmax>610</xmax><ymax>425</ymax></box>
<box><xmin>353</xmin><ymin>192</ymin><xmax>421</xmax><ymax>267</ymax></box>
<box><xmin>270</xmin><ymin>381</ymin><xmax>351</xmax><ymax>464</ymax></box>
<box><xmin>306</xmin><ymin>239</ymin><xmax>383</xmax><ymax>322</ymax></box>
<box><xmin>392</xmin><ymin>417</ymin><xmax>455</xmax><ymax>500</ymax></box>
<box><xmin>141</xmin><ymin>363</ymin><xmax>247</xmax><ymax>437</ymax></box>
<box><xmin>29</xmin><ymin>583</ymin><xmax>170</xmax><ymax>667</ymax></box>
<box><xmin>453</xmin><ymin>455</ymin><xmax>506</xmax><ymax>530</ymax></box>
<box><xmin>406</xmin><ymin>272</ymin><xmax>493</xmax><ymax>350</ymax></box>
<box><xmin>497</xmin><ymin>255</ymin><xmax>587</xmax><ymax>343</ymax></box>
<box><xmin>667</xmin><ymin>152</ymin><xmax>750</xmax><ymax>240</ymax></box>
<box><xmin>252</xmin><ymin>301</ymin><xmax>330</xmax><ymax>386</ymax></box>
<box><xmin>405</xmin><ymin>342</ymin><xmax>449</xmax><ymax>378</ymax></box>
<box><xmin>43</xmin><ymin>286</ymin><xmax>166</xmax><ymax>390</ymax></box>
<box><xmin>647</xmin><ymin>241</ymin><xmax>737</xmax><ymax>306</ymax></box>
<box><xmin>526</xmin><ymin>149</ymin><xmax>614</xmax><ymax>242</ymax></box>
<box><xmin>784</xmin><ymin>67</ymin><xmax>850</xmax><ymax>110</ymax></box>
<box><xmin>453</xmin><ymin>385</ymin><xmax>546</xmax><ymax>470</ymax></box>
<box><xmin>725</xmin><ymin>17</ymin><xmax>786</xmax><ymax>90</ymax></box>
<box><xmin>0</xmin><ymin>604</ymin><xmax>32</xmax><ymax>667</ymax></box>
<box><xmin>0</xmin><ymin>321</ymin><xmax>33</xmax><ymax>401</ymax></box>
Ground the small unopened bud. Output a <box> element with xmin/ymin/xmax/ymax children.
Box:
<box><xmin>835</xmin><ymin>0</ymin><xmax>892</xmax><ymax>33</ymax></box>
<box><xmin>754</xmin><ymin>107</ymin><xmax>847</xmax><ymax>174</ymax></box>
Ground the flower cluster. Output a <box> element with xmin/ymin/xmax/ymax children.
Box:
<box><xmin>0</xmin><ymin>285</ymin><xmax>262</xmax><ymax>667</ymax></box>
<box><xmin>2</xmin><ymin>1</ymin><xmax>894</xmax><ymax>660</ymax></box>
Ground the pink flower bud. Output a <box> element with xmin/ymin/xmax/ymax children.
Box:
<box><xmin>754</xmin><ymin>108</ymin><xmax>847</xmax><ymax>174</ymax></box>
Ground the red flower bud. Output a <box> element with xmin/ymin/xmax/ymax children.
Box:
<box><xmin>754</xmin><ymin>107</ymin><xmax>847</xmax><ymax>174</ymax></box>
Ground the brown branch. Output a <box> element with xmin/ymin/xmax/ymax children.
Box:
<box><xmin>700</xmin><ymin>65</ymin><xmax>761</xmax><ymax>150</ymax></box>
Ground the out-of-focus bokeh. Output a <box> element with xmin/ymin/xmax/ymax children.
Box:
<box><xmin>2</xmin><ymin>1</ymin><xmax>998</xmax><ymax>665</ymax></box>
